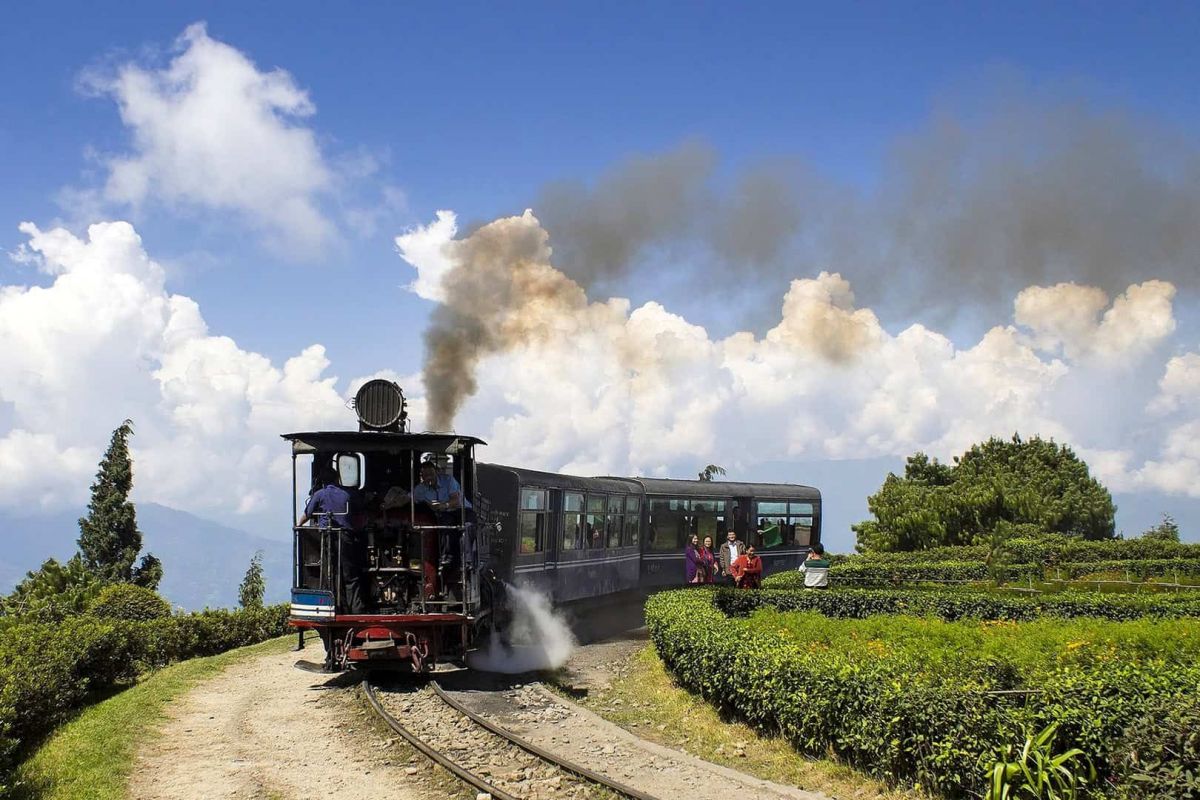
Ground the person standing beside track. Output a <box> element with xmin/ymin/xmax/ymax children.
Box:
<box><xmin>298</xmin><ymin>466</ymin><xmax>368</xmax><ymax>614</ymax></box>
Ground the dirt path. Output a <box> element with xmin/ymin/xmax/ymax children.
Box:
<box><xmin>127</xmin><ymin>638</ymin><xmax>457</xmax><ymax>800</ymax></box>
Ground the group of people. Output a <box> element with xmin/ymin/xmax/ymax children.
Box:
<box><xmin>684</xmin><ymin>529</ymin><xmax>764</xmax><ymax>588</ymax></box>
<box><xmin>684</xmin><ymin>533</ymin><xmax>830</xmax><ymax>590</ymax></box>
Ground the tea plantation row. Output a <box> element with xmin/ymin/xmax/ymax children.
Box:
<box><xmin>805</xmin><ymin>557</ymin><xmax>1200</xmax><ymax>586</ymax></box>
<box><xmin>646</xmin><ymin>588</ymin><xmax>1200</xmax><ymax>798</ymax></box>
<box><xmin>724</xmin><ymin>584</ymin><xmax>1200</xmax><ymax>621</ymax></box>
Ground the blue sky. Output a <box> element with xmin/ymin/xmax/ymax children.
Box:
<box><xmin>2</xmin><ymin>2</ymin><xmax>1199</xmax><ymax>549</ymax></box>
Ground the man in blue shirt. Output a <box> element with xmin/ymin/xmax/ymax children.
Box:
<box><xmin>412</xmin><ymin>460</ymin><xmax>471</xmax><ymax>513</ymax></box>
<box><xmin>413</xmin><ymin>460</ymin><xmax>474</xmax><ymax>585</ymax></box>
<box><xmin>299</xmin><ymin>466</ymin><xmax>367</xmax><ymax>614</ymax></box>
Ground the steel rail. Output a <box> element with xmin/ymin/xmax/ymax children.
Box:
<box><xmin>431</xmin><ymin>680</ymin><xmax>661</xmax><ymax>800</ymax></box>
<box><xmin>364</xmin><ymin>678</ymin><xmax>663</xmax><ymax>800</ymax></box>
<box><xmin>363</xmin><ymin>680</ymin><xmax>521</xmax><ymax>800</ymax></box>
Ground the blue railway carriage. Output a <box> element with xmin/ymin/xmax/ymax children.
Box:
<box><xmin>477</xmin><ymin>466</ymin><xmax>821</xmax><ymax>601</ymax></box>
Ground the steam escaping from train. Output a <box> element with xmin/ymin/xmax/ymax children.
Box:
<box><xmin>466</xmin><ymin>584</ymin><xmax>576</xmax><ymax>674</ymax></box>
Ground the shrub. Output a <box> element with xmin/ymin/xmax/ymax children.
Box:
<box><xmin>1110</xmin><ymin>694</ymin><xmax>1200</xmax><ymax>799</ymax></box>
<box><xmin>0</xmin><ymin>603</ymin><xmax>289</xmax><ymax>797</ymax></box>
<box><xmin>646</xmin><ymin>588</ymin><xmax>1200</xmax><ymax>798</ymax></box>
<box><xmin>722</xmin><ymin>586</ymin><xmax>1200</xmax><ymax>622</ymax></box>
<box><xmin>86</xmin><ymin>583</ymin><xmax>172</xmax><ymax>622</ymax></box>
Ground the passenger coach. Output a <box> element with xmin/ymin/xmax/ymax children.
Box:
<box><xmin>478</xmin><ymin>466</ymin><xmax>821</xmax><ymax>603</ymax></box>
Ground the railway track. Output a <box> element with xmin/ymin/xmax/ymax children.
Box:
<box><xmin>364</xmin><ymin>678</ymin><xmax>661</xmax><ymax>800</ymax></box>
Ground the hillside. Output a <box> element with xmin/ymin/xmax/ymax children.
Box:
<box><xmin>0</xmin><ymin>504</ymin><xmax>290</xmax><ymax>609</ymax></box>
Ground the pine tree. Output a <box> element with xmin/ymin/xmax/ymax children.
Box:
<box><xmin>238</xmin><ymin>550</ymin><xmax>266</xmax><ymax>609</ymax></box>
<box><xmin>77</xmin><ymin>420</ymin><xmax>160</xmax><ymax>588</ymax></box>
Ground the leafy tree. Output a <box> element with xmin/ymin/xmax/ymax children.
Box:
<box><xmin>853</xmin><ymin>435</ymin><xmax>1116</xmax><ymax>553</ymax></box>
<box><xmin>1141</xmin><ymin>514</ymin><xmax>1181</xmax><ymax>543</ymax></box>
<box><xmin>238</xmin><ymin>550</ymin><xmax>266</xmax><ymax>609</ymax></box>
<box><xmin>77</xmin><ymin>420</ymin><xmax>160</xmax><ymax>588</ymax></box>
<box><xmin>0</xmin><ymin>556</ymin><xmax>103</xmax><ymax>623</ymax></box>
<box><xmin>698</xmin><ymin>464</ymin><xmax>726</xmax><ymax>481</ymax></box>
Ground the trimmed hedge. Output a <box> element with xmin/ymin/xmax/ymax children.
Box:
<box><xmin>831</xmin><ymin>560</ymin><xmax>1043</xmax><ymax>585</ymax></box>
<box><xmin>717</xmin><ymin>586</ymin><xmax>1200</xmax><ymax>622</ymax></box>
<box><xmin>0</xmin><ymin>604</ymin><xmax>289</xmax><ymax>797</ymax></box>
<box><xmin>853</xmin><ymin>536</ymin><xmax>1200</xmax><ymax>566</ymax></box>
<box><xmin>646</xmin><ymin>588</ymin><xmax>1200</xmax><ymax>798</ymax></box>
<box><xmin>768</xmin><ymin>558</ymin><xmax>1200</xmax><ymax>588</ymax></box>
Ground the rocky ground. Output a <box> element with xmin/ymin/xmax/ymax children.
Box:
<box><xmin>128</xmin><ymin>636</ymin><xmax>466</xmax><ymax>800</ymax></box>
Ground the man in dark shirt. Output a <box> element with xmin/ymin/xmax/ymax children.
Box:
<box><xmin>299</xmin><ymin>467</ymin><xmax>367</xmax><ymax>614</ymax></box>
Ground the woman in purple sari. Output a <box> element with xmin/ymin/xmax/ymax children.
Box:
<box><xmin>684</xmin><ymin>534</ymin><xmax>703</xmax><ymax>584</ymax></box>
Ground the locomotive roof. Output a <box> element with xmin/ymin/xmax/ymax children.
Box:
<box><xmin>482</xmin><ymin>463</ymin><xmax>819</xmax><ymax>500</ymax></box>
<box><xmin>283</xmin><ymin>431</ymin><xmax>486</xmax><ymax>454</ymax></box>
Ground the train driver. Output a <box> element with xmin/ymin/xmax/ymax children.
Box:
<box><xmin>413</xmin><ymin>460</ymin><xmax>475</xmax><ymax>577</ymax></box>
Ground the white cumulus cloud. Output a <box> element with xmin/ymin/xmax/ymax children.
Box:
<box><xmin>0</xmin><ymin>220</ymin><xmax>349</xmax><ymax>515</ymax></box>
<box><xmin>84</xmin><ymin>23</ymin><xmax>335</xmax><ymax>254</ymax></box>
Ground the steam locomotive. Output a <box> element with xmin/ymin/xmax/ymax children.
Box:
<box><xmin>287</xmin><ymin>380</ymin><xmax>821</xmax><ymax>672</ymax></box>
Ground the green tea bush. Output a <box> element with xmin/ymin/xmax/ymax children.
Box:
<box><xmin>851</xmin><ymin>536</ymin><xmax>1200</xmax><ymax>567</ymax></box>
<box><xmin>86</xmin><ymin>583</ymin><xmax>172</xmax><ymax>621</ymax></box>
<box><xmin>646</xmin><ymin>588</ymin><xmax>1200</xmax><ymax>798</ymax></box>
<box><xmin>766</xmin><ymin>556</ymin><xmax>1200</xmax><ymax>588</ymax></box>
<box><xmin>721</xmin><ymin>586</ymin><xmax>1200</xmax><ymax>622</ymax></box>
<box><xmin>0</xmin><ymin>604</ymin><xmax>289</xmax><ymax>797</ymax></box>
<box><xmin>1110</xmin><ymin>695</ymin><xmax>1200</xmax><ymax>799</ymax></box>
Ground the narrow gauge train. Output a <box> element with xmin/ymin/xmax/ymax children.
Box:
<box><xmin>288</xmin><ymin>381</ymin><xmax>822</xmax><ymax>672</ymax></box>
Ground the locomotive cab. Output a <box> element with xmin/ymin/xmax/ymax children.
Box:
<box><xmin>285</xmin><ymin>380</ymin><xmax>493</xmax><ymax>672</ymax></box>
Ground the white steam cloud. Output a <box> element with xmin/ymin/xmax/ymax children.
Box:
<box><xmin>467</xmin><ymin>584</ymin><xmax>576</xmax><ymax>673</ymax></box>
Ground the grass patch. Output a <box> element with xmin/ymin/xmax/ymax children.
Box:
<box><xmin>561</xmin><ymin>643</ymin><xmax>929</xmax><ymax>800</ymax></box>
<box><xmin>15</xmin><ymin>634</ymin><xmax>294</xmax><ymax>800</ymax></box>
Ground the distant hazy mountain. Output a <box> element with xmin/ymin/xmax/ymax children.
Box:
<box><xmin>0</xmin><ymin>503</ymin><xmax>290</xmax><ymax>610</ymax></box>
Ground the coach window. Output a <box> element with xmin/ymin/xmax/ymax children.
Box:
<box><xmin>519</xmin><ymin>488</ymin><xmax>548</xmax><ymax>554</ymax></box>
<box><xmin>624</xmin><ymin>496</ymin><xmax>641</xmax><ymax>546</ymax></box>
<box><xmin>647</xmin><ymin>497</ymin><xmax>687</xmax><ymax>551</ymax></box>
<box><xmin>689</xmin><ymin>499</ymin><xmax>726</xmax><ymax>541</ymax></box>
<box><xmin>586</xmin><ymin>494</ymin><xmax>606</xmax><ymax>549</ymax></box>
<box><xmin>606</xmin><ymin>495</ymin><xmax>624</xmax><ymax>548</ymax></box>
<box><xmin>562</xmin><ymin>492</ymin><xmax>584</xmax><ymax>551</ymax></box>
<box><xmin>755</xmin><ymin>500</ymin><xmax>812</xmax><ymax>549</ymax></box>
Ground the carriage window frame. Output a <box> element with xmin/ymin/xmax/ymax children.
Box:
<box><xmin>755</xmin><ymin>499</ymin><xmax>815</xmax><ymax>549</ymax></box>
<box><xmin>562</xmin><ymin>491</ymin><xmax>584</xmax><ymax>551</ymax></box>
<box><xmin>623</xmin><ymin>496</ymin><xmax>641</xmax><ymax>546</ymax></box>
<box><xmin>647</xmin><ymin>497</ymin><xmax>689</xmax><ymax>552</ymax></box>
<box><xmin>585</xmin><ymin>493</ymin><xmax>607</xmax><ymax>549</ymax></box>
<box><xmin>519</xmin><ymin>487</ymin><xmax>549</xmax><ymax>554</ymax></box>
<box><xmin>606</xmin><ymin>494</ymin><xmax>624</xmax><ymax>548</ymax></box>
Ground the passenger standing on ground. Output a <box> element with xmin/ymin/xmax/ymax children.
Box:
<box><xmin>731</xmin><ymin>545</ymin><xmax>763</xmax><ymax>589</ymax></box>
<box><xmin>685</xmin><ymin>534</ymin><xmax>703</xmax><ymax>584</ymax></box>
<box><xmin>298</xmin><ymin>465</ymin><xmax>367</xmax><ymax>614</ymax></box>
<box><xmin>799</xmin><ymin>542</ymin><xmax>831</xmax><ymax>589</ymax></box>
<box><xmin>699</xmin><ymin>535</ymin><xmax>718</xmax><ymax>584</ymax></box>
<box><xmin>718</xmin><ymin>529</ymin><xmax>746</xmax><ymax>586</ymax></box>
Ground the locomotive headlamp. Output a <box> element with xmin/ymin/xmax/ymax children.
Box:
<box><xmin>353</xmin><ymin>379</ymin><xmax>408</xmax><ymax>432</ymax></box>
